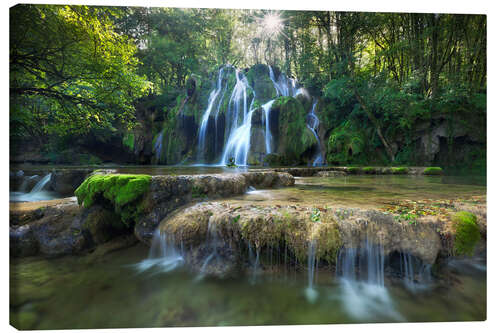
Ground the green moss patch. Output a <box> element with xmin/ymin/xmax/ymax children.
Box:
<box><xmin>452</xmin><ymin>211</ymin><xmax>481</xmax><ymax>256</ymax></box>
<box><xmin>362</xmin><ymin>167</ymin><xmax>376</xmax><ymax>174</ymax></box>
<box><xmin>423</xmin><ymin>167</ymin><xmax>443</xmax><ymax>175</ymax></box>
<box><xmin>346</xmin><ymin>167</ymin><xmax>360</xmax><ymax>174</ymax></box>
<box><xmin>75</xmin><ymin>174</ymin><xmax>152</xmax><ymax>226</ymax></box>
<box><xmin>391</xmin><ymin>167</ymin><xmax>409</xmax><ymax>174</ymax></box>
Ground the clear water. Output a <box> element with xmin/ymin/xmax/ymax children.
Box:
<box><xmin>10</xmin><ymin>244</ymin><xmax>486</xmax><ymax>329</ymax></box>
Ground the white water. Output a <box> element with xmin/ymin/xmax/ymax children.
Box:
<box><xmin>306</xmin><ymin>101</ymin><xmax>324</xmax><ymax>166</ymax></box>
<box><xmin>219</xmin><ymin>69</ymin><xmax>256</xmax><ymax>166</ymax></box>
<box><xmin>336</xmin><ymin>239</ymin><xmax>404</xmax><ymax>321</ymax></box>
<box><xmin>153</xmin><ymin>131</ymin><xmax>164</xmax><ymax>160</ymax></box>
<box><xmin>196</xmin><ymin>220</ymin><xmax>220</xmax><ymax>280</ymax></box>
<box><xmin>135</xmin><ymin>229</ymin><xmax>184</xmax><ymax>274</ymax></box>
<box><xmin>198</xmin><ymin>67</ymin><xmax>226</xmax><ymax>162</ymax></box>
<box><xmin>305</xmin><ymin>239</ymin><xmax>318</xmax><ymax>303</ymax></box>
<box><xmin>262</xmin><ymin>99</ymin><xmax>275</xmax><ymax>154</ymax></box>
<box><xmin>10</xmin><ymin>173</ymin><xmax>57</xmax><ymax>202</ymax></box>
<box><xmin>400</xmin><ymin>253</ymin><xmax>432</xmax><ymax>292</ymax></box>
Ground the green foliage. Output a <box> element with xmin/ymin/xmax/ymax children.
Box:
<box><xmin>310</xmin><ymin>208</ymin><xmax>321</xmax><ymax>222</ymax></box>
<box><xmin>74</xmin><ymin>174</ymin><xmax>152</xmax><ymax>226</ymax></box>
<box><xmin>226</xmin><ymin>157</ymin><xmax>237</xmax><ymax>168</ymax></box>
<box><xmin>327</xmin><ymin>121</ymin><xmax>366</xmax><ymax>165</ymax></box>
<box><xmin>452</xmin><ymin>211</ymin><xmax>481</xmax><ymax>256</ymax></box>
<box><xmin>191</xmin><ymin>185</ymin><xmax>207</xmax><ymax>199</ymax></box>
<box><xmin>391</xmin><ymin>167</ymin><xmax>409</xmax><ymax>174</ymax></box>
<box><xmin>10</xmin><ymin>5</ymin><xmax>151</xmax><ymax>140</ymax></box>
<box><xmin>423</xmin><ymin>167</ymin><xmax>444</xmax><ymax>175</ymax></box>
<box><xmin>123</xmin><ymin>133</ymin><xmax>135</xmax><ymax>152</ymax></box>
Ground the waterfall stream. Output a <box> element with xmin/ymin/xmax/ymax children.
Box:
<box><xmin>135</xmin><ymin>229</ymin><xmax>184</xmax><ymax>274</ymax></box>
<box><xmin>306</xmin><ymin>101</ymin><xmax>324</xmax><ymax>166</ymax></box>
<box><xmin>262</xmin><ymin>99</ymin><xmax>275</xmax><ymax>154</ymax></box>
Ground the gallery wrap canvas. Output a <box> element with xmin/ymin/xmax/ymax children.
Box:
<box><xmin>9</xmin><ymin>1</ymin><xmax>486</xmax><ymax>330</ymax></box>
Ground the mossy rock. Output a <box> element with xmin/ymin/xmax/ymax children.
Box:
<box><xmin>423</xmin><ymin>167</ymin><xmax>444</xmax><ymax>175</ymax></box>
<box><xmin>452</xmin><ymin>211</ymin><xmax>481</xmax><ymax>256</ymax></box>
<box><xmin>391</xmin><ymin>167</ymin><xmax>409</xmax><ymax>175</ymax></box>
<box><xmin>362</xmin><ymin>167</ymin><xmax>376</xmax><ymax>174</ymax></box>
<box><xmin>74</xmin><ymin>174</ymin><xmax>152</xmax><ymax>226</ymax></box>
<box><xmin>346</xmin><ymin>167</ymin><xmax>360</xmax><ymax>174</ymax></box>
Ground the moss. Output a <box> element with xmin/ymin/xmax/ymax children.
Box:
<box><xmin>122</xmin><ymin>132</ymin><xmax>134</xmax><ymax>152</ymax></box>
<box><xmin>346</xmin><ymin>167</ymin><xmax>360</xmax><ymax>174</ymax></box>
<box><xmin>452</xmin><ymin>211</ymin><xmax>481</xmax><ymax>256</ymax></box>
<box><xmin>423</xmin><ymin>167</ymin><xmax>444</xmax><ymax>175</ymax></box>
<box><xmin>362</xmin><ymin>167</ymin><xmax>376</xmax><ymax>174</ymax></box>
<box><xmin>391</xmin><ymin>167</ymin><xmax>409</xmax><ymax>174</ymax></box>
<box><xmin>74</xmin><ymin>174</ymin><xmax>152</xmax><ymax>226</ymax></box>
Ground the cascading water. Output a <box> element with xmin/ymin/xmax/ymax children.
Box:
<box><xmin>306</xmin><ymin>101</ymin><xmax>324</xmax><ymax>166</ymax></box>
<box><xmin>197</xmin><ymin>66</ymin><xmax>227</xmax><ymax>162</ymax></box>
<box><xmin>305</xmin><ymin>239</ymin><xmax>318</xmax><ymax>303</ymax></box>
<box><xmin>268</xmin><ymin>65</ymin><xmax>304</xmax><ymax>97</ymax></box>
<box><xmin>153</xmin><ymin>131</ymin><xmax>164</xmax><ymax>161</ymax></box>
<box><xmin>219</xmin><ymin>69</ymin><xmax>255</xmax><ymax>166</ymax></box>
<box><xmin>261</xmin><ymin>99</ymin><xmax>275</xmax><ymax>154</ymax></box>
<box><xmin>400</xmin><ymin>252</ymin><xmax>432</xmax><ymax>292</ymax></box>
<box><xmin>30</xmin><ymin>173</ymin><xmax>52</xmax><ymax>193</ymax></box>
<box><xmin>335</xmin><ymin>238</ymin><xmax>404</xmax><ymax>321</ymax></box>
<box><xmin>135</xmin><ymin>229</ymin><xmax>184</xmax><ymax>274</ymax></box>
<box><xmin>196</xmin><ymin>220</ymin><xmax>220</xmax><ymax>280</ymax></box>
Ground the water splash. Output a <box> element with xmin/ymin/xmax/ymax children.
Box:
<box><xmin>135</xmin><ymin>229</ymin><xmax>184</xmax><ymax>274</ymax></box>
<box><xmin>336</xmin><ymin>239</ymin><xmax>404</xmax><ymax>321</ymax></box>
<box><xmin>10</xmin><ymin>173</ymin><xmax>57</xmax><ymax>202</ymax></box>
<box><xmin>306</xmin><ymin>101</ymin><xmax>324</xmax><ymax>166</ymax></box>
<box><xmin>153</xmin><ymin>131</ymin><xmax>164</xmax><ymax>161</ymax></box>
<box><xmin>305</xmin><ymin>239</ymin><xmax>318</xmax><ymax>303</ymax></box>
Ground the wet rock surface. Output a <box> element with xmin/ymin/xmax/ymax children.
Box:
<box><xmin>273</xmin><ymin>166</ymin><xmax>434</xmax><ymax>177</ymax></box>
<box><xmin>134</xmin><ymin>171</ymin><xmax>295</xmax><ymax>244</ymax></box>
<box><xmin>155</xmin><ymin>202</ymin><xmax>449</xmax><ymax>277</ymax></box>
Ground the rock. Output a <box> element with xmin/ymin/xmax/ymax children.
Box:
<box><xmin>134</xmin><ymin>172</ymin><xmax>295</xmax><ymax>244</ymax></box>
<box><xmin>48</xmin><ymin>169</ymin><xmax>93</xmax><ymax>196</ymax></box>
<box><xmin>152</xmin><ymin>202</ymin><xmax>444</xmax><ymax>277</ymax></box>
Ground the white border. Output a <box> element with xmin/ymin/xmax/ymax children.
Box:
<box><xmin>1</xmin><ymin>1</ymin><xmax>497</xmax><ymax>333</ymax></box>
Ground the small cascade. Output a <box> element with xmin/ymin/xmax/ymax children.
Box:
<box><xmin>153</xmin><ymin>131</ymin><xmax>164</xmax><ymax>161</ymax></box>
<box><xmin>261</xmin><ymin>99</ymin><xmax>275</xmax><ymax>154</ymax></box>
<box><xmin>305</xmin><ymin>239</ymin><xmax>318</xmax><ymax>303</ymax></box>
<box><xmin>248</xmin><ymin>242</ymin><xmax>261</xmax><ymax>284</ymax></box>
<box><xmin>269</xmin><ymin>65</ymin><xmax>304</xmax><ymax>97</ymax></box>
<box><xmin>135</xmin><ymin>229</ymin><xmax>184</xmax><ymax>274</ymax></box>
<box><xmin>336</xmin><ymin>238</ymin><xmax>404</xmax><ymax>321</ymax></box>
<box><xmin>196</xmin><ymin>220</ymin><xmax>220</xmax><ymax>280</ymax></box>
<box><xmin>306</xmin><ymin>101</ymin><xmax>324</xmax><ymax>166</ymax></box>
<box><xmin>30</xmin><ymin>173</ymin><xmax>52</xmax><ymax>193</ymax></box>
<box><xmin>197</xmin><ymin>66</ymin><xmax>227</xmax><ymax>162</ymax></box>
<box><xmin>219</xmin><ymin>69</ymin><xmax>255</xmax><ymax>166</ymax></box>
<box><xmin>19</xmin><ymin>175</ymin><xmax>39</xmax><ymax>192</ymax></box>
<box><xmin>400</xmin><ymin>253</ymin><xmax>432</xmax><ymax>292</ymax></box>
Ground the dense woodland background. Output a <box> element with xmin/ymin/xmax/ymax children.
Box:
<box><xmin>10</xmin><ymin>5</ymin><xmax>486</xmax><ymax>171</ymax></box>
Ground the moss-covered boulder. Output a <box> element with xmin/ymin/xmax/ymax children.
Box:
<box><xmin>391</xmin><ymin>167</ymin><xmax>409</xmax><ymax>175</ymax></box>
<box><xmin>452</xmin><ymin>211</ymin><xmax>481</xmax><ymax>256</ymax></box>
<box><xmin>75</xmin><ymin>174</ymin><xmax>152</xmax><ymax>227</ymax></box>
<box><xmin>423</xmin><ymin>167</ymin><xmax>444</xmax><ymax>175</ymax></box>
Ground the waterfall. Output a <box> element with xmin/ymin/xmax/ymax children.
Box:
<box><xmin>153</xmin><ymin>131</ymin><xmax>164</xmax><ymax>161</ymax></box>
<box><xmin>219</xmin><ymin>69</ymin><xmax>255</xmax><ymax>166</ymax></box>
<box><xmin>135</xmin><ymin>229</ymin><xmax>184</xmax><ymax>274</ymax></box>
<box><xmin>400</xmin><ymin>252</ymin><xmax>432</xmax><ymax>292</ymax></box>
<box><xmin>30</xmin><ymin>173</ymin><xmax>52</xmax><ymax>193</ymax></box>
<box><xmin>197</xmin><ymin>66</ymin><xmax>226</xmax><ymax>162</ymax></box>
<box><xmin>305</xmin><ymin>239</ymin><xmax>319</xmax><ymax>303</ymax></box>
<box><xmin>196</xmin><ymin>220</ymin><xmax>221</xmax><ymax>280</ymax></box>
<box><xmin>19</xmin><ymin>175</ymin><xmax>39</xmax><ymax>192</ymax></box>
<box><xmin>336</xmin><ymin>238</ymin><xmax>404</xmax><ymax>321</ymax></box>
<box><xmin>306</xmin><ymin>101</ymin><xmax>324</xmax><ymax>166</ymax></box>
<box><xmin>248</xmin><ymin>242</ymin><xmax>261</xmax><ymax>284</ymax></box>
<box><xmin>262</xmin><ymin>99</ymin><xmax>275</xmax><ymax>154</ymax></box>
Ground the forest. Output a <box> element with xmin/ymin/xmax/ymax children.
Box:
<box><xmin>10</xmin><ymin>5</ymin><xmax>486</xmax><ymax>172</ymax></box>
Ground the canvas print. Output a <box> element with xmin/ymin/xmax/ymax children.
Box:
<box><xmin>9</xmin><ymin>3</ymin><xmax>486</xmax><ymax>329</ymax></box>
